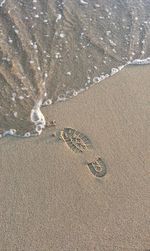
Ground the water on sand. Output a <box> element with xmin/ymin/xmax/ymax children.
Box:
<box><xmin>0</xmin><ymin>0</ymin><xmax>150</xmax><ymax>136</ymax></box>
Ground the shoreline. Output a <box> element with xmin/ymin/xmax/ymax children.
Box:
<box><xmin>1</xmin><ymin>58</ymin><xmax>150</xmax><ymax>138</ymax></box>
<box><xmin>0</xmin><ymin>65</ymin><xmax>149</xmax><ymax>251</ymax></box>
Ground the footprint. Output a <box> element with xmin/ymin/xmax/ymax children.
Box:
<box><xmin>53</xmin><ymin>127</ymin><xmax>107</xmax><ymax>178</ymax></box>
<box><xmin>87</xmin><ymin>157</ymin><xmax>107</xmax><ymax>178</ymax></box>
<box><xmin>59</xmin><ymin>127</ymin><xmax>92</xmax><ymax>153</ymax></box>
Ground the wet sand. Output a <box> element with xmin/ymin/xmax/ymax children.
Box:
<box><xmin>0</xmin><ymin>65</ymin><xmax>149</xmax><ymax>251</ymax></box>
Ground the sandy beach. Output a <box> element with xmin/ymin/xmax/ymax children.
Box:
<box><xmin>0</xmin><ymin>65</ymin><xmax>149</xmax><ymax>251</ymax></box>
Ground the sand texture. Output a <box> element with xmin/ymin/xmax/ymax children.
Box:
<box><xmin>0</xmin><ymin>65</ymin><xmax>150</xmax><ymax>251</ymax></box>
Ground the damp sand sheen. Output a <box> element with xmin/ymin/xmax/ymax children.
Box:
<box><xmin>0</xmin><ymin>65</ymin><xmax>149</xmax><ymax>250</ymax></box>
<box><xmin>46</xmin><ymin>125</ymin><xmax>107</xmax><ymax>178</ymax></box>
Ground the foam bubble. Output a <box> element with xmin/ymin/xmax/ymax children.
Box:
<box><xmin>73</xmin><ymin>90</ymin><xmax>78</xmax><ymax>96</ymax></box>
<box><xmin>111</xmin><ymin>68</ymin><xmax>119</xmax><ymax>75</ymax></box>
<box><xmin>24</xmin><ymin>132</ymin><xmax>31</xmax><ymax>137</ymax></box>
<box><xmin>57</xmin><ymin>94</ymin><xmax>67</xmax><ymax>102</ymax></box>
<box><xmin>3</xmin><ymin>129</ymin><xmax>16</xmax><ymax>136</ymax></box>
<box><xmin>42</xmin><ymin>99</ymin><xmax>52</xmax><ymax>106</ymax></box>
<box><xmin>93</xmin><ymin>77</ymin><xmax>101</xmax><ymax>83</ymax></box>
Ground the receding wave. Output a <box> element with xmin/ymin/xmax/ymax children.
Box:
<box><xmin>0</xmin><ymin>0</ymin><xmax>150</xmax><ymax>137</ymax></box>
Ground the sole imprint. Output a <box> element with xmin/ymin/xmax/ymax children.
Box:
<box><xmin>60</xmin><ymin>128</ymin><xmax>92</xmax><ymax>153</ymax></box>
<box><xmin>87</xmin><ymin>157</ymin><xmax>107</xmax><ymax>178</ymax></box>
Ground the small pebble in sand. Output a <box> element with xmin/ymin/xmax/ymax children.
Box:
<box><xmin>51</xmin><ymin>132</ymin><xmax>56</xmax><ymax>137</ymax></box>
<box><xmin>46</xmin><ymin>120</ymin><xmax>56</xmax><ymax>127</ymax></box>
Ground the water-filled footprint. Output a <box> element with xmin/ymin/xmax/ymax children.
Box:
<box><xmin>59</xmin><ymin>128</ymin><xmax>92</xmax><ymax>153</ymax></box>
<box><xmin>87</xmin><ymin>157</ymin><xmax>107</xmax><ymax>178</ymax></box>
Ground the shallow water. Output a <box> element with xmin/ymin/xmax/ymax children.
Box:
<box><xmin>0</xmin><ymin>0</ymin><xmax>150</xmax><ymax>136</ymax></box>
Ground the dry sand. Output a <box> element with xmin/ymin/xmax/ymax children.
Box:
<box><xmin>0</xmin><ymin>65</ymin><xmax>149</xmax><ymax>251</ymax></box>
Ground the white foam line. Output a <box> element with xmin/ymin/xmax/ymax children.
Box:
<box><xmin>0</xmin><ymin>0</ymin><xmax>6</xmax><ymax>7</ymax></box>
<box><xmin>30</xmin><ymin>99</ymin><xmax>46</xmax><ymax>135</ymax></box>
<box><xmin>3</xmin><ymin>129</ymin><xmax>16</xmax><ymax>136</ymax></box>
<box><xmin>1</xmin><ymin>56</ymin><xmax>150</xmax><ymax>139</ymax></box>
<box><xmin>80</xmin><ymin>0</ymin><xmax>88</xmax><ymax>5</ymax></box>
<box><xmin>56</xmin><ymin>14</ymin><xmax>62</xmax><ymax>22</ymax></box>
<box><xmin>130</xmin><ymin>57</ymin><xmax>150</xmax><ymax>65</ymax></box>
